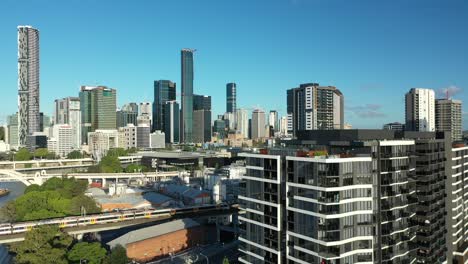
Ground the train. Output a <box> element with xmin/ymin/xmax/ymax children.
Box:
<box><xmin>0</xmin><ymin>203</ymin><xmax>231</xmax><ymax>236</ymax></box>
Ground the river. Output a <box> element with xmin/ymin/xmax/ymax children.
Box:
<box><xmin>0</xmin><ymin>182</ymin><xmax>26</xmax><ymax>263</ymax></box>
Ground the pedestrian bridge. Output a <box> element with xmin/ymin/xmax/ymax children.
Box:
<box><xmin>0</xmin><ymin>170</ymin><xmax>179</xmax><ymax>186</ymax></box>
<box><xmin>0</xmin><ymin>204</ymin><xmax>238</xmax><ymax>244</ymax></box>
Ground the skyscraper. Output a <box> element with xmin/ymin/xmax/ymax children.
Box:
<box><xmin>235</xmin><ymin>109</ymin><xmax>249</xmax><ymax>139</ymax></box>
<box><xmin>54</xmin><ymin>97</ymin><xmax>81</xmax><ymax>149</ymax></box>
<box><xmin>268</xmin><ymin>110</ymin><xmax>279</xmax><ymax>132</ymax></box>
<box><xmin>287</xmin><ymin>83</ymin><xmax>344</xmax><ymax>136</ymax></box>
<box><xmin>153</xmin><ymin>80</ymin><xmax>176</xmax><ymax>132</ymax></box>
<box><xmin>79</xmin><ymin>86</ymin><xmax>117</xmax><ymax>144</ymax></box>
<box><xmin>18</xmin><ymin>26</ymin><xmax>40</xmax><ymax>146</ymax></box>
<box><xmin>405</xmin><ymin>88</ymin><xmax>435</xmax><ymax>132</ymax></box>
<box><xmin>139</xmin><ymin>102</ymin><xmax>152</xmax><ymax>126</ymax></box>
<box><xmin>251</xmin><ymin>109</ymin><xmax>265</xmax><ymax>140</ymax></box>
<box><xmin>226</xmin><ymin>83</ymin><xmax>236</xmax><ymax>113</ymax></box>
<box><xmin>163</xmin><ymin>101</ymin><xmax>180</xmax><ymax>144</ymax></box>
<box><xmin>435</xmin><ymin>99</ymin><xmax>462</xmax><ymax>141</ymax></box>
<box><xmin>193</xmin><ymin>94</ymin><xmax>212</xmax><ymax>143</ymax></box>
<box><xmin>193</xmin><ymin>110</ymin><xmax>211</xmax><ymax>143</ymax></box>
<box><xmin>181</xmin><ymin>49</ymin><xmax>195</xmax><ymax>143</ymax></box>
<box><xmin>117</xmin><ymin>103</ymin><xmax>138</xmax><ymax>128</ymax></box>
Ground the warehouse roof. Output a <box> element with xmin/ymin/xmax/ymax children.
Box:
<box><xmin>107</xmin><ymin>218</ymin><xmax>200</xmax><ymax>248</ymax></box>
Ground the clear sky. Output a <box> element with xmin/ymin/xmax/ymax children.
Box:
<box><xmin>0</xmin><ymin>0</ymin><xmax>467</xmax><ymax>128</ymax></box>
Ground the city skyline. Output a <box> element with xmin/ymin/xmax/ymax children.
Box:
<box><xmin>0</xmin><ymin>0</ymin><xmax>467</xmax><ymax>129</ymax></box>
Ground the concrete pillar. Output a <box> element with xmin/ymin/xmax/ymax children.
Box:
<box><xmin>75</xmin><ymin>233</ymin><xmax>84</xmax><ymax>241</ymax></box>
<box><xmin>88</xmin><ymin>178</ymin><xmax>92</xmax><ymax>185</ymax></box>
<box><xmin>102</xmin><ymin>178</ymin><xmax>106</xmax><ymax>187</ymax></box>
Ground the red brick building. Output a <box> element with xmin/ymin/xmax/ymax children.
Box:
<box><xmin>107</xmin><ymin>218</ymin><xmax>213</xmax><ymax>262</ymax></box>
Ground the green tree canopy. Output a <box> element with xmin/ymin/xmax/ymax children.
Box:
<box><xmin>106</xmin><ymin>148</ymin><xmax>128</xmax><ymax>157</ymax></box>
<box><xmin>66</xmin><ymin>150</ymin><xmax>83</xmax><ymax>159</ymax></box>
<box><xmin>11</xmin><ymin>225</ymin><xmax>73</xmax><ymax>264</ymax></box>
<box><xmin>223</xmin><ymin>256</ymin><xmax>230</xmax><ymax>264</ymax></box>
<box><xmin>67</xmin><ymin>242</ymin><xmax>107</xmax><ymax>264</ymax></box>
<box><xmin>125</xmin><ymin>164</ymin><xmax>148</xmax><ymax>173</ymax></box>
<box><xmin>34</xmin><ymin>148</ymin><xmax>49</xmax><ymax>159</ymax></box>
<box><xmin>15</xmin><ymin>148</ymin><xmax>32</xmax><ymax>161</ymax></box>
<box><xmin>2</xmin><ymin>177</ymin><xmax>99</xmax><ymax>221</ymax></box>
<box><xmin>106</xmin><ymin>244</ymin><xmax>128</xmax><ymax>264</ymax></box>
<box><xmin>98</xmin><ymin>155</ymin><xmax>122</xmax><ymax>173</ymax></box>
<box><xmin>69</xmin><ymin>195</ymin><xmax>100</xmax><ymax>215</ymax></box>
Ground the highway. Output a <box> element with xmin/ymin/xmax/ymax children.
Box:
<box><xmin>0</xmin><ymin>203</ymin><xmax>238</xmax><ymax>244</ymax></box>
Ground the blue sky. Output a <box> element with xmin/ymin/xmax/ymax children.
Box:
<box><xmin>0</xmin><ymin>0</ymin><xmax>467</xmax><ymax>128</ymax></box>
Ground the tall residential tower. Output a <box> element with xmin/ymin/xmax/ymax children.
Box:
<box><xmin>287</xmin><ymin>83</ymin><xmax>344</xmax><ymax>136</ymax></box>
<box><xmin>405</xmin><ymin>88</ymin><xmax>435</xmax><ymax>132</ymax></box>
<box><xmin>18</xmin><ymin>26</ymin><xmax>40</xmax><ymax>146</ymax></box>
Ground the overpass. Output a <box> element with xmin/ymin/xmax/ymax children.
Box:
<box><xmin>0</xmin><ymin>170</ymin><xmax>180</xmax><ymax>186</ymax></box>
<box><xmin>0</xmin><ymin>204</ymin><xmax>238</xmax><ymax>244</ymax></box>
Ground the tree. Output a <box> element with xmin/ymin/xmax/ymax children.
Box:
<box><xmin>222</xmin><ymin>256</ymin><xmax>230</xmax><ymax>264</ymax></box>
<box><xmin>125</xmin><ymin>164</ymin><xmax>148</xmax><ymax>173</ymax></box>
<box><xmin>66</xmin><ymin>150</ymin><xmax>83</xmax><ymax>159</ymax></box>
<box><xmin>24</xmin><ymin>184</ymin><xmax>41</xmax><ymax>194</ymax></box>
<box><xmin>69</xmin><ymin>195</ymin><xmax>101</xmax><ymax>215</ymax></box>
<box><xmin>98</xmin><ymin>155</ymin><xmax>122</xmax><ymax>173</ymax></box>
<box><xmin>106</xmin><ymin>244</ymin><xmax>128</xmax><ymax>264</ymax></box>
<box><xmin>106</xmin><ymin>148</ymin><xmax>128</xmax><ymax>157</ymax></box>
<box><xmin>15</xmin><ymin>148</ymin><xmax>31</xmax><ymax>161</ymax></box>
<box><xmin>34</xmin><ymin>148</ymin><xmax>49</xmax><ymax>159</ymax></box>
<box><xmin>11</xmin><ymin>225</ymin><xmax>73</xmax><ymax>264</ymax></box>
<box><xmin>46</xmin><ymin>151</ymin><xmax>58</xmax><ymax>160</ymax></box>
<box><xmin>67</xmin><ymin>242</ymin><xmax>107</xmax><ymax>264</ymax></box>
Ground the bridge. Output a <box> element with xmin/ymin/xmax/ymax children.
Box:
<box><xmin>0</xmin><ymin>170</ymin><xmax>180</xmax><ymax>186</ymax></box>
<box><xmin>0</xmin><ymin>204</ymin><xmax>238</xmax><ymax>244</ymax></box>
<box><xmin>0</xmin><ymin>156</ymin><xmax>141</xmax><ymax>172</ymax></box>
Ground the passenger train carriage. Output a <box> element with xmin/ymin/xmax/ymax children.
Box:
<box><xmin>0</xmin><ymin>203</ymin><xmax>229</xmax><ymax>235</ymax></box>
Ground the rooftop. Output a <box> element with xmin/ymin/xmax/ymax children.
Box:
<box><xmin>107</xmin><ymin>218</ymin><xmax>200</xmax><ymax>248</ymax></box>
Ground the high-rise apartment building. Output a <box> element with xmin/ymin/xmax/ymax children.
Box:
<box><xmin>239</xmin><ymin>130</ymin><xmax>451</xmax><ymax>264</ymax></box>
<box><xmin>405</xmin><ymin>88</ymin><xmax>435</xmax><ymax>132</ymax></box>
<box><xmin>251</xmin><ymin>109</ymin><xmax>266</xmax><ymax>140</ymax></box>
<box><xmin>236</xmin><ymin>109</ymin><xmax>249</xmax><ymax>139</ymax></box>
<box><xmin>279</xmin><ymin>116</ymin><xmax>288</xmax><ymax>137</ymax></box>
<box><xmin>238</xmin><ymin>152</ymin><xmax>284</xmax><ymax>264</ymax></box>
<box><xmin>226</xmin><ymin>83</ymin><xmax>237</xmax><ymax>114</ymax></box>
<box><xmin>448</xmin><ymin>145</ymin><xmax>468</xmax><ymax>263</ymax></box>
<box><xmin>47</xmin><ymin>124</ymin><xmax>73</xmax><ymax>157</ymax></box>
<box><xmin>18</xmin><ymin>26</ymin><xmax>40</xmax><ymax>146</ymax></box>
<box><xmin>436</xmin><ymin>99</ymin><xmax>462</xmax><ymax>141</ymax></box>
<box><xmin>287</xmin><ymin>83</ymin><xmax>344</xmax><ymax>136</ymax></box>
<box><xmin>163</xmin><ymin>101</ymin><xmax>179</xmax><ymax>144</ymax></box>
<box><xmin>54</xmin><ymin>97</ymin><xmax>81</xmax><ymax>149</ymax></box>
<box><xmin>7</xmin><ymin>113</ymin><xmax>19</xmax><ymax>150</ymax></box>
<box><xmin>181</xmin><ymin>49</ymin><xmax>195</xmax><ymax>143</ymax></box>
<box><xmin>79</xmin><ymin>86</ymin><xmax>117</xmax><ymax>144</ymax></box>
<box><xmin>153</xmin><ymin>80</ymin><xmax>176</xmax><ymax>132</ymax></box>
<box><xmin>268</xmin><ymin>110</ymin><xmax>279</xmax><ymax>133</ymax></box>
